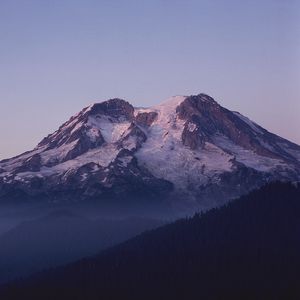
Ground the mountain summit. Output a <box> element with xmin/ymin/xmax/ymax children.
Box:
<box><xmin>1</xmin><ymin>94</ymin><xmax>300</xmax><ymax>210</ymax></box>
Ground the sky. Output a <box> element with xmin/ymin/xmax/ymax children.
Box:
<box><xmin>0</xmin><ymin>0</ymin><xmax>299</xmax><ymax>159</ymax></box>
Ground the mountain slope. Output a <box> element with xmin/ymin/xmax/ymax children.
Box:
<box><xmin>0</xmin><ymin>212</ymin><xmax>163</xmax><ymax>284</ymax></box>
<box><xmin>0</xmin><ymin>94</ymin><xmax>299</xmax><ymax>209</ymax></box>
<box><xmin>2</xmin><ymin>182</ymin><xmax>300</xmax><ymax>300</ymax></box>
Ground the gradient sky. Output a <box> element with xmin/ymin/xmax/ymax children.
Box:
<box><xmin>0</xmin><ymin>0</ymin><xmax>299</xmax><ymax>159</ymax></box>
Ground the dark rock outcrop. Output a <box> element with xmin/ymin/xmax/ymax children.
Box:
<box><xmin>90</xmin><ymin>99</ymin><xmax>134</xmax><ymax>120</ymax></box>
<box><xmin>135</xmin><ymin>111</ymin><xmax>158</xmax><ymax>127</ymax></box>
<box><xmin>15</xmin><ymin>154</ymin><xmax>42</xmax><ymax>173</ymax></box>
<box><xmin>120</xmin><ymin>124</ymin><xmax>147</xmax><ymax>151</ymax></box>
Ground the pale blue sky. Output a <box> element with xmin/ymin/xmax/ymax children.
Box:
<box><xmin>0</xmin><ymin>0</ymin><xmax>299</xmax><ymax>159</ymax></box>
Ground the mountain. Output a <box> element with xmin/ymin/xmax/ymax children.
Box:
<box><xmin>1</xmin><ymin>94</ymin><xmax>300</xmax><ymax>210</ymax></box>
<box><xmin>2</xmin><ymin>182</ymin><xmax>300</xmax><ymax>300</ymax></box>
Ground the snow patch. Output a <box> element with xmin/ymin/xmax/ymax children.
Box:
<box><xmin>213</xmin><ymin>134</ymin><xmax>287</xmax><ymax>172</ymax></box>
<box><xmin>40</xmin><ymin>139</ymin><xmax>79</xmax><ymax>165</ymax></box>
<box><xmin>87</xmin><ymin>115</ymin><xmax>130</xmax><ymax>143</ymax></box>
<box><xmin>118</xmin><ymin>156</ymin><xmax>132</xmax><ymax>167</ymax></box>
<box><xmin>17</xmin><ymin>144</ymin><xmax>120</xmax><ymax>179</ymax></box>
<box><xmin>122</xmin><ymin>135</ymin><xmax>138</xmax><ymax>151</ymax></box>
<box><xmin>0</xmin><ymin>148</ymin><xmax>44</xmax><ymax>174</ymax></box>
<box><xmin>187</xmin><ymin>122</ymin><xmax>197</xmax><ymax>132</ymax></box>
<box><xmin>86</xmin><ymin>127</ymin><xmax>101</xmax><ymax>142</ymax></box>
<box><xmin>70</xmin><ymin>121</ymin><xmax>84</xmax><ymax>134</ymax></box>
<box><xmin>135</xmin><ymin>96</ymin><xmax>233</xmax><ymax>191</ymax></box>
<box><xmin>81</xmin><ymin>173</ymin><xmax>88</xmax><ymax>181</ymax></box>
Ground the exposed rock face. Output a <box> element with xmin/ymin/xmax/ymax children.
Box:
<box><xmin>135</xmin><ymin>112</ymin><xmax>158</xmax><ymax>127</ymax></box>
<box><xmin>119</xmin><ymin>124</ymin><xmax>147</xmax><ymax>151</ymax></box>
<box><xmin>177</xmin><ymin>94</ymin><xmax>262</xmax><ymax>152</ymax></box>
<box><xmin>181</xmin><ymin>119</ymin><xmax>206</xmax><ymax>149</ymax></box>
<box><xmin>177</xmin><ymin>94</ymin><xmax>299</xmax><ymax>163</ymax></box>
<box><xmin>16</xmin><ymin>154</ymin><xmax>41</xmax><ymax>173</ymax></box>
<box><xmin>0</xmin><ymin>93</ymin><xmax>300</xmax><ymax>210</ymax></box>
<box><xmin>89</xmin><ymin>98</ymin><xmax>134</xmax><ymax>120</ymax></box>
<box><xmin>62</xmin><ymin>134</ymin><xmax>105</xmax><ymax>162</ymax></box>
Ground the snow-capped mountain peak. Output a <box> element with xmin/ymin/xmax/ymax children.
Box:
<box><xmin>1</xmin><ymin>94</ymin><xmax>300</xmax><ymax>209</ymax></box>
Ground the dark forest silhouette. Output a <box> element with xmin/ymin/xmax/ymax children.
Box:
<box><xmin>1</xmin><ymin>181</ymin><xmax>300</xmax><ymax>300</ymax></box>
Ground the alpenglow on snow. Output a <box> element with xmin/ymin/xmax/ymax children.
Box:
<box><xmin>1</xmin><ymin>94</ymin><xmax>300</xmax><ymax>210</ymax></box>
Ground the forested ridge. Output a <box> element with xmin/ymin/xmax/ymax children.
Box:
<box><xmin>1</xmin><ymin>181</ymin><xmax>300</xmax><ymax>300</ymax></box>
